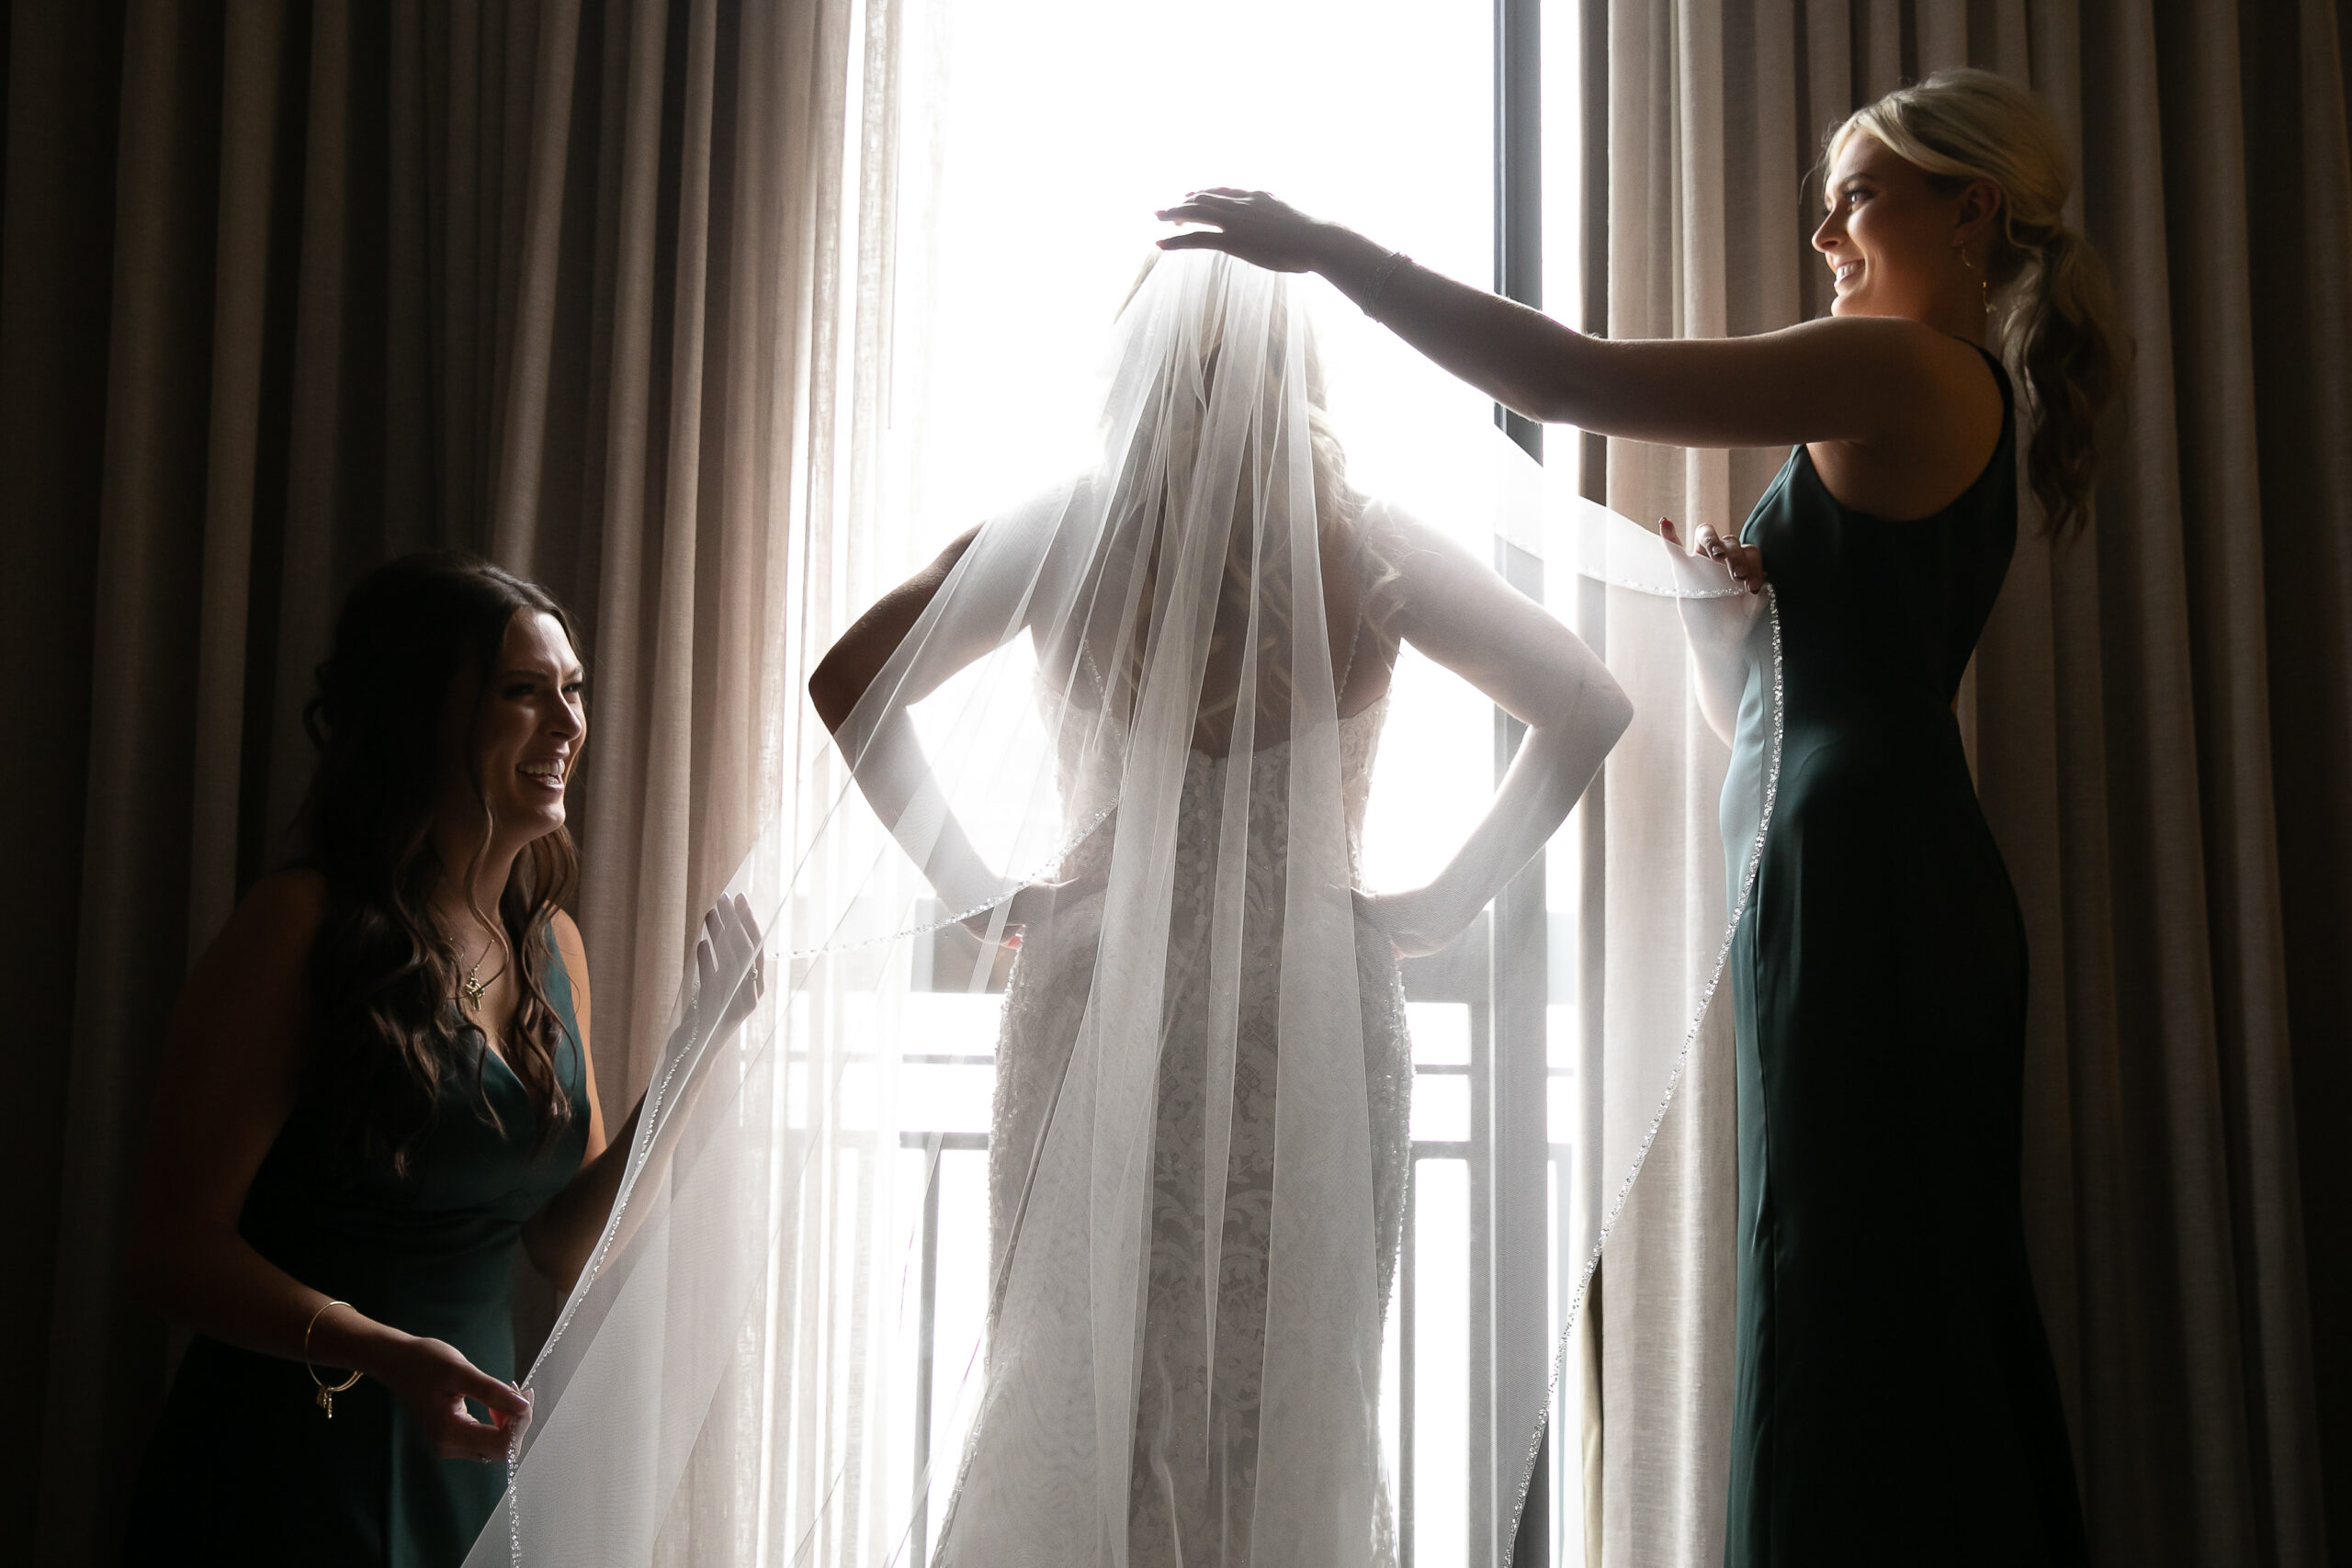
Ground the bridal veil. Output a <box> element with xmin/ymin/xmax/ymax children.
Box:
<box><xmin>466</xmin><ymin>252</ymin><xmax>1780</xmax><ymax>1567</ymax></box>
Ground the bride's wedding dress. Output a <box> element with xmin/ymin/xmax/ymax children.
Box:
<box><xmin>978</xmin><ymin>670</ymin><xmax>1408</xmax><ymax>1567</ymax></box>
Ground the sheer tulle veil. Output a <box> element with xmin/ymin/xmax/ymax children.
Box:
<box><xmin>465</xmin><ymin>252</ymin><xmax>1780</xmax><ymax>1566</ymax></box>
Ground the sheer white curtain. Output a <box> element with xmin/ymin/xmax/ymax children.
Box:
<box><xmin>801</xmin><ymin>6</ymin><xmax>1595</xmax><ymax>1561</ymax></box>
<box><xmin>832</xmin><ymin>13</ymin><xmax>1540</xmax><ymax>1553</ymax></box>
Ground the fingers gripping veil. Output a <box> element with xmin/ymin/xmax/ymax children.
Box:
<box><xmin>468</xmin><ymin>253</ymin><xmax>1781</xmax><ymax>1566</ymax></box>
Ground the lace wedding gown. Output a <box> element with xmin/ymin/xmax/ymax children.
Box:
<box><xmin>974</xmin><ymin>671</ymin><xmax>1410</xmax><ymax>1568</ymax></box>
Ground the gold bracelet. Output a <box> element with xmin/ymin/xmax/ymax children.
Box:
<box><xmin>303</xmin><ymin>1298</ymin><xmax>363</xmax><ymax>1419</ymax></box>
<box><xmin>1361</xmin><ymin>248</ymin><xmax>1414</xmax><ymax>317</ymax></box>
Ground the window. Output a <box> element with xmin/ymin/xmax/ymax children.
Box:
<box><xmin>861</xmin><ymin>1</ymin><xmax>1594</xmax><ymax>1560</ymax></box>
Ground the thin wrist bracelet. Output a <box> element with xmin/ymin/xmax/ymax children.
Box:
<box><xmin>304</xmin><ymin>1298</ymin><xmax>363</xmax><ymax>1418</ymax></box>
<box><xmin>1361</xmin><ymin>249</ymin><xmax>1413</xmax><ymax>316</ymax></box>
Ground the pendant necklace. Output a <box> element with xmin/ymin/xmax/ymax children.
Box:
<box><xmin>449</xmin><ymin>930</ymin><xmax>509</xmax><ymax>1013</ymax></box>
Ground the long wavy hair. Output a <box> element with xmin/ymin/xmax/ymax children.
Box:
<box><xmin>1828</xmin><ymin>68</ymin><xmax>2131</xmax><ymax>538</ymax></box>
<box><xmin>297</xmin><ymin>552</ymin><xmax>585</xmax><ymax>1176</ymax></box>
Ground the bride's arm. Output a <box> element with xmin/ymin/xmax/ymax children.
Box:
<box><xmin>810</xmin><ymin>516</ymin><xmax>1083</xmax><ymax>924</ymax></box>
<box><xmin>808</xmin><ymin>526</ymin><xmax>1012</xmax><ymax>916</ymax></box>
<box><xmin>1360</xmin><ymin>511</ymin><xmax>1634</xmax><ymax>957</ymax></box>
<box><xmin>1155</xmin><ymin>191</ymin><xmax>1952</xmax><ymax>451</ymax></box>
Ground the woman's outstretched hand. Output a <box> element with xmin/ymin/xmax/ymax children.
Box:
<box><xmin>524</xmin><ymin>894</ymin><xmax>766</xmax><ymax>1289</ymax></box>
<box><xmin>1660</xmin><ymin>516</ymin><xmax>1767</xmax><ymax>595</ymax></box>
<box><xmin>1154</xmin><ymin>188</ymin><xmax>1337</xmax><ymax>274</ymax></box>
<box><xmin>372</xmin><ymin>1332</ymin><xmax>533</xmax><ymax>1462</ymax></box>
<box><xmin>687</xmin><ymin>894</ymin><xmax>764</xmax><ymax>1045</ymax></box>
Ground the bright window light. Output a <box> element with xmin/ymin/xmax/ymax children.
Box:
<box><xmin>870</xmin><ymin>2</ymin><xmax>1589</xmax><ymax>1560</ymax></box>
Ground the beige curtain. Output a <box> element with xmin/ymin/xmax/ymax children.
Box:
<box><xmin>0</xmin><ymin>1</ymin><xmax>898</xmax><ymax>1561</ymax></box>
<box><xmin>1583</xmin><ymin>2</ymin><xmax>2349</xmax><ymax>1565</ymax></box>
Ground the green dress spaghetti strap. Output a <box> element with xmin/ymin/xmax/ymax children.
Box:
<box><xmin>1720</xmin><ymin>345</ymin><xmax>2089</xmax><ymax>1564</ymax></box>
<box><xmin>124</xmin><ymin>924</ymin><xmax>591</xmax><ymax>1568</ymax></box>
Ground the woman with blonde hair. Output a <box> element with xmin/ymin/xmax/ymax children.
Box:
<box><xmin>1164</xmin><ymin>66</ymin><xmax>2120</xmax><ymax>1562</ymax></box>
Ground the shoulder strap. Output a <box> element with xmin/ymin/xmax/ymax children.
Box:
<box><xmin>541</xmin><ymin>920</ymin><xmax>583</xmax><ymax>1068</ymax></box>
<box><xmin>1970</xmin><ymin>340</ymin><xmax>2016</xmax><ymax>424</ymax></box>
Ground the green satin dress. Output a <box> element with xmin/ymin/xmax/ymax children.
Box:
<box><xmin>124</xmin><ymin>927</ymin><xmax>590</xmax><ymax>1568</ymax></box>
<box><xmin>1720</xmin><ymin>346</ymin><xmax>2088</xmax><ymax>1564</ymax></box>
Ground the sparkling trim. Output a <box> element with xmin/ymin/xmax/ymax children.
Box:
<box><xmin>1501</xmin><ymin>592</ymin><xmax>1785</xmax><ymax>1552</ymax></box>
<box><xmin>505</xmin><ymin>994</ymin><xmax>712</xmax><ymax>1565</ymax></box>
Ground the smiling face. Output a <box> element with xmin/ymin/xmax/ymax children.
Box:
<box><xmin>1814</xmin><ymin>133</ymin><xmax>1996</xmax><ymax>328</ymax></box>
<box><xmin>435</xmin><ymin>609</ymin><xmax>587</xmax><ymax>853</ymax></box>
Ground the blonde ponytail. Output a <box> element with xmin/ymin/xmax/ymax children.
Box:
<box><xmin>2003</xmin><ymin>225</ymin><xmax>2125</xmax><ymax>537</ymax></box>
<box><xmin>1832</xmin><ymin>69</ymin><xmax>2131</xmax><ymax>537</ymax></box>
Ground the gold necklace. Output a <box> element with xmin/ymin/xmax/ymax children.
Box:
<box><xmin>447</xmin><ymin>929</ymin><xmax>508</xmax><ymax>1013</ymax></box>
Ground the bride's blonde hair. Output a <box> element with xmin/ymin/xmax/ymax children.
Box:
<box><xmin>1097</xmin><ymin>252</ymin><xmax>1389</xmax><ymax>745</ymax></box>
<box><xmin>1117</xmin><ymin>250</ymin><xmax>1361</xmax><ymax>556</ymax></box>
<box><xmin>1830</xmin><ymin>68</ymin><xmax>2130</xmax><ymax>537</ymax></box>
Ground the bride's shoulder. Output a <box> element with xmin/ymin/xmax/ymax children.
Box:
<box><xmin>1349</xmin><ymin>496</ymin><xmax>1461</xmax><ymax>646</ymax></box>
<box><xmin>961</xmin><ymin>476</ymin><xmax>1096</xmax><ymax>582</ymax></box>
<box><xmin>976</xmin><ymin>475</ymin><xmax>1092</xmax><ymax>540</ymax></box>
<box><xmin>1352</xmin><ymin>494</ymin><xmax>1472</xmax><ymax>575</ymax></box>
<box><xmin>1351</xmin><ymin>493</ymin><xmax>1412</xmax><ymax>552</ymax></box>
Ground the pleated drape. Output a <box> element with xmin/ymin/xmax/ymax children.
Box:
<box><xmin>0</xmin><ymin>2</ymin><xmax>899</xmax><ymax>1561</ymax></box>
<box><xmin>8</xmin><ymin>1</ymin><xmax>2347</xmax><ymax>1562</ymax></box>
<box><xmin>1582</xmin><ymin>4</ymin><xmax>2348</xmax><ymax>1565</ymax></box>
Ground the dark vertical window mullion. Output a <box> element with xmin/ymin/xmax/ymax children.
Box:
<box><xmin>1494</xmin><ymin>1</ymin><xmax>1550</xmax><ymax>1562</ymax></box>
<box><xmin>1494</xmin><ymin>0</ymin><xmax>1543</xmax><ymax>461</ymax></box>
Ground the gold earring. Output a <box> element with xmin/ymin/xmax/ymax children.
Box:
<box><xmin>1957</xmin><ymin>248</ymin><xmax>1990</xmax><ymax>314</ymax></box>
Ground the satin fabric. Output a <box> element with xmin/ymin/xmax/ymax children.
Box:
<box><xmin>1721</xmin><ymin>349</ymin><xmax>2086</xmax><ymax>1565</ymax></box>
<box><xmin>124</xmin><ymin>931</ymin><xmax>590</xmax><ymax>1568</ymax></box>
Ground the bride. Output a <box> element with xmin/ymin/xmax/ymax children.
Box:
<box><xmin>804</xmin><ymin>249</ymin><xmax>1630</xmax><ymax>1564</ymax></box>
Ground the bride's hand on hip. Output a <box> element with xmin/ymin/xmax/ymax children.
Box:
<box><xmin>962</xmin><ymin>872</ymin><xmax>1109</xmax><ymax>944</ymax></box>
<box><xmin>1154</xmin><ymin>189</ymin><xmax>1335</xmax><ymax>273</ymax></box>
<box><xmin>1352</xmin><ymin>886</ymin><xmax>1460</xmax><ymax>961</ymax></box>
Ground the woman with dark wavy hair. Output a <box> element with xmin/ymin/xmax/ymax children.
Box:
<box><xmin>120</xmin><ymin>553</ymin><xmax>758</xmax><ymax>1567</ymax></box>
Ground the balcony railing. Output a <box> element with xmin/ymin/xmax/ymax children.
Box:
<box><xmin>891</xmin><ymin>901</ymin><xmax>1579</xmax><ymax>1565</ymax></box>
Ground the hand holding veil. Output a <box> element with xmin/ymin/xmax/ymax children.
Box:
<box><xmin>467</xmin><ymin>252</ymin><xmax>1780</xmax><ymax>1568</ymax></box>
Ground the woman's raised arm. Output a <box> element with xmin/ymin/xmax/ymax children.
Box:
<box><xmin>1156</xmin><ymin>190</ymin><xmax>1958</xmax><ymax>452</ymax></box>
